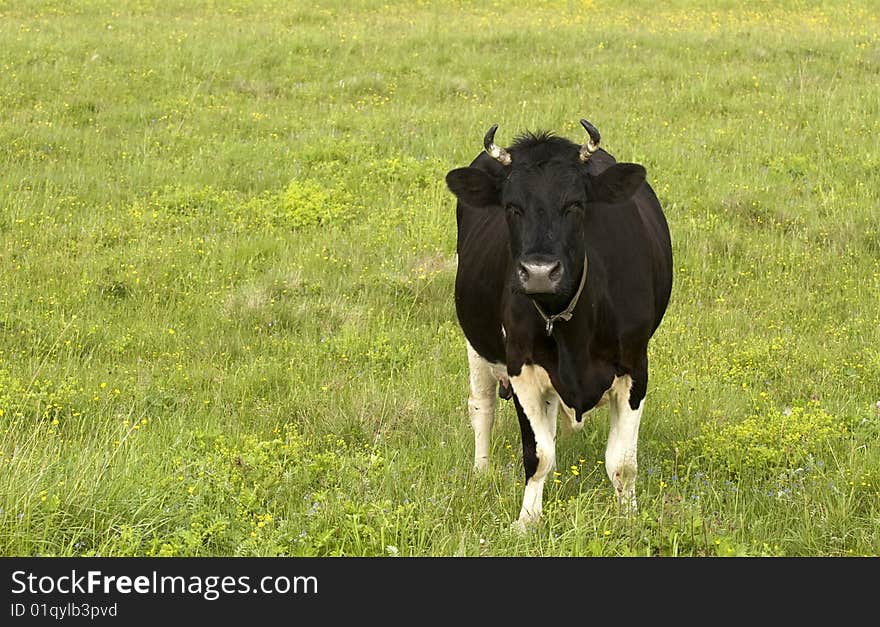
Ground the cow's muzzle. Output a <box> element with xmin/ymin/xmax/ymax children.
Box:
<box><xmin>518</xmin><ymin>256</ymin><xmax>563</xmax><ymax>294</ymax></box>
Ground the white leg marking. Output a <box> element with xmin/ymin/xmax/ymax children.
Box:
<box><xmin>605</xmin><ymin>375</ymin><xmax>643</xmax><ymax>513</ymax></box>
<box><xmin>510</xmin><ymin>365</ymin><xmax>558</xmax><ymax>526</ymax></box>
<box><xmin>466</xmin><ymin>342</ymin><xmax>498</xmax><ymax>472</ymax></box>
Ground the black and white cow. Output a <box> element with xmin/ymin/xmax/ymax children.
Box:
<box><xmin>445</xmin><ymin>120</ymin><xmax>672</xmax><ymax>527</ymax></box>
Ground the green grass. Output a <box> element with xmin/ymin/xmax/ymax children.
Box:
<box><xmin>1</xmin><ymin>0</ymin><xmax>879</xmax><ymax>556</ymax></box>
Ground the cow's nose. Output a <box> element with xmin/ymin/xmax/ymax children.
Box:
<box><xmin>518</xmin><ymin>257</ymin><xmax>563</xmax><ymax>294</ymax></box>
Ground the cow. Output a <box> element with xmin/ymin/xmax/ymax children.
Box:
<box><xmin>445</xmin><ymin>119</ymin><xmax>673</xmax><ymax>528</ymax></box>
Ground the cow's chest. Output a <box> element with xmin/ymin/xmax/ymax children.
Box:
<box><xmin>491</xmin><ymin>356</ymin><xmax>616</xmax><ymax>421</ymax></box>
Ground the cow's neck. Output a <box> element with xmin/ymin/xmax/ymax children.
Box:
<box><xmin>543</xmin><ymin>256</ymin><xmax>617</xmax><ymax>419</ymax></box>
<box><xmin>530</xmin><ymin>255</ymin><xmax>588</xmax><ymax>337</ymax></box>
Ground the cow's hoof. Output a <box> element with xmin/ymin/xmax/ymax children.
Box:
<box><xmin>510</xmin><ymin>514</ymin><xmax>540</xmax><ymax>534</ymax></box>
<box><xmin>498</xmin><ymin>381</ymin><xmax>513</xmax><ymax>400</ymax></box>
<box><xmin>510</xmin><ymin>519</ymin><xmax>530</xmax><ymax>534</ymax></box>
<box><xmin>616</xmin><ymin>492</ymin><xmax>638</xmax><ymax>515</ymax></box>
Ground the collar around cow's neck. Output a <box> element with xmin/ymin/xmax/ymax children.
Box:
<box><xmin>531</xmin><ymin>255</ymin><xmax>588</xmax><ymax>336</ymax></box>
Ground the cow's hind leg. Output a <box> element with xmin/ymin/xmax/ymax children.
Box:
<box><xmin>510</xmin><ymin>365</ymin><xmax>558</xmax><ymax>528</ymax></box>
<box><xmin>466</xmin><ymin>342</ymin><xmax>497</xmax><ymax>472</ymax></box>
<box><xmin>605</xmin><ymin>373</ymin><xmax>645</xmax><ymax>513</ymax></box>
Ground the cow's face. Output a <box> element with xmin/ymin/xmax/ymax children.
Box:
<box><xmin>501</xmin><ymin>161</ymin><xmax>591</xmax><ymax>300</ymax></box>
<box><xmin>447</xmin><ymin>136</ymin><xmax>646</xmax><ymax>311</ymax></box>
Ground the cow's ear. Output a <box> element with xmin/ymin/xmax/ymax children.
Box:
<box><xmin>592</xmin><ymin>163</ymin><xmax>646</xmax><ymax>203</ymax></box>
<box><xmin>445</xmin><ymin>167</ymin><xmax>500</xmax><ymax>208</ymax></box>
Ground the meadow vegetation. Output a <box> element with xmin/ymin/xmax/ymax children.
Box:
<box><xmin>1</xmin><ymin>0</ymin><xmax>878</xmax><ymax>556</ymax></box>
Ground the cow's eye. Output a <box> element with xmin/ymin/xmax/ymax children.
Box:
<box><xmin>564</xmin><ymin>202</ymin><xmax>583</xmax><ymax>216</ymax></box>
<box><xmin>505</xmin><ymin>204</ymin><xmax>522</xmax><ymax>217</ymax></box>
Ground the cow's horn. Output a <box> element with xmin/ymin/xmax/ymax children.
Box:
<box><xmin>578</xmin><ymin>119</ymin><xmax>601</xmax><ymax>162</ymax></box>
<box><xmin>483</xmin><ymin>124</ymin><xmax>512</xmax><ymax>166</ymax></box>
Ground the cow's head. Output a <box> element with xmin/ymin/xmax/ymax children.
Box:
<box><xmin>446</xmin><ymin>120</ymin><xmax>646</xmax><ymax>313</ymax></box>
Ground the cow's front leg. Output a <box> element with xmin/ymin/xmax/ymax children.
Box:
<box><xmin>606</xmin><ymin>374</ymin><xmax>644</xmax><ymax>513</ymax></box>
<box><xmin>466</xmin><ymin>342</ymin><xmax>498</xmax><ymax>472</ymax></box>
<box><xmin>510</xmin><ymin>365</ymin><xmax>558</xmax><ymax>528</ymax></box>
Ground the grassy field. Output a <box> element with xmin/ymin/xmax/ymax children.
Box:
<box><xmin>1</xmin><ymin>0</ymin><xmax>878</xmax><ymax>557</ymax></box>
